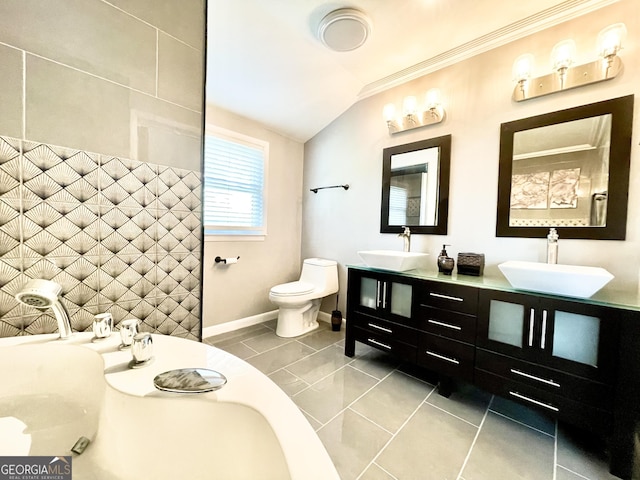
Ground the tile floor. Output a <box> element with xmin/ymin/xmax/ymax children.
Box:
<box><xmin>204</xmin><ymin>320</ymin><xmax>618</xmax><ymax>480</ymax></box>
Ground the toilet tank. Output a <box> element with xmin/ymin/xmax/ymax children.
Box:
<box><xmin>300</xmin><ymin>258</ymin><xmax>339</xmax><ymax>294</ymax></box>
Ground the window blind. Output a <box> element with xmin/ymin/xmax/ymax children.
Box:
<box><xmin>203</xmin><ymin>132</ymin><xmax>267</xmax><ymax>236</ymax></box>
<box><xmin>389</xmin><ymin>185</ymin><xmax>407</xmax><ymax>225</ymax></box>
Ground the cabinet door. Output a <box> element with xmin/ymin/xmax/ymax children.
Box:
<box><xmin>539</xmin><ymin>298</ymin><xmax>618</xmax><ymax>382</ymax></box>
<box><xmin>353</xmin><ymin>272</ymin><xmax>413</xmax><ymax>322</ymax></box>
<box><xmin>477</xmin><ymin>289</ymin><xmax>538</xmax><ymax>361</ymax></box>
<box><xmin>477</xmin><ymin>290</ymin><xmax>618</xmax><ymax>382</ymax></box>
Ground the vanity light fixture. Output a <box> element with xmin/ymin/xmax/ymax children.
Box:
<box><xmin>383</xmin><ymin>88</ymin><xmax>445</xmax><ymax>134</ymax></box>
<box><xmin>512</xmin><ymin>23</ymin><xmax>626</xmax><ymax>102</ymax></box>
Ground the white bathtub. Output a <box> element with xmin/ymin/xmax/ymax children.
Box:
<box><xmin>0</xmin><ymin>332</ymin><xmax>339</xmax><ymax>480</ymax></box>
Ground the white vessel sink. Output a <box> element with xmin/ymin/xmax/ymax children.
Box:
<box><xmin>498</xmin><ymin>261</ymin><xmax>614</xmax><ymax>298</ymax></box>
<box><xmin>358</xmin><ymin>250</ymin><xmax>429</xmax><ymax>272</ymax></box>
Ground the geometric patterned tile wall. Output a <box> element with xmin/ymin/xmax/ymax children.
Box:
<box><xmin>0</xmin><ymin>136</ymin><xmax>201</xmax><ymax>341</ymax></box>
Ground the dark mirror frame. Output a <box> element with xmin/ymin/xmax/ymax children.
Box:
<box><xmin>381</xmin><ymin>134</ymin><xmax>451</xmax><ymax>235</ymax></box>
<box><xmin>496</xmin><ymin>95</ymin><xmax>634</xmax><ymax>240</ymax></box>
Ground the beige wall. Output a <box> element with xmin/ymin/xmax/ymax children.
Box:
<box><xmin>202</xmin><ymin>105</ymin><xmax>304</xmax><ymax>328</ymax></box>
<box><xmin>304</xmin><ymin>0</ymin><xmax>640</xmax><ymax>315</ymax></box>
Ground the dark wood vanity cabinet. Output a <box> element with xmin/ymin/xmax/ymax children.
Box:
<box><xmin>474</xmin><ymin>289</ymin><xmax>619</xmax><ymax>433</ymax></box>
<box><xmin>345</xmin><ymin>269</ymin><xmax>418</xmax><ymax>362</ymax></box>
<box><xmin>345</xmin><ymin>266</ymin><xmax>640</xmax><ymax>479</ymax></box>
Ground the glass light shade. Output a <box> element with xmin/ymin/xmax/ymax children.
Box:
<box><xmin>597</xmin><ymin>23</ymin><xmax>626</xmax><ymax>58</ymax></box>
<box><xmin>551</xmin><ymin>39</ymin><xmax>576</xmax><ymax>71</ymax></box>
<box><xmin>512</xmin><ymin>53</ymin><xmax>535</xmax><ymax>82</ymax></box>
<box><xmin>402</xmin><ymin>96</ymin><xmax>418</xmax><ymax>116</ymax></box>
<box><xmin>382</xmin><ymin>103</ymin><xmax>396</xmax><ymax>122</ymax></box>
<box><xmin>425</xmin><ymin>88</ymin><xmax>441</xmax><ymax>109</ymax></box>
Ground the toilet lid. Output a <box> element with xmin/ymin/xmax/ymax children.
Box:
<box><xmin>271</xmin><ymin>281</ymin><xmax>315</xmax><ymax>296</ymax></box>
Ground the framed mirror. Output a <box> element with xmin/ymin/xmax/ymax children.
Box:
<box><xmin>496</xmin><ymin>95</ymin><xmax>634</xmax><ymax>240</ymax></box>
<box><xmin>381</xmin><ymin>135</ymin><xmax>451</xmax><ymax>235</ymax></box>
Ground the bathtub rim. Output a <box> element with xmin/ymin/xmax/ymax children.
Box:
<box><xmin>0</xmin><ymin>332</ymin><xmax>339</xmax><ymax>480</ymax></box>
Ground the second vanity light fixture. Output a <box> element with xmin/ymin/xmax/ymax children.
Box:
<box><xmin>383</xmin><ymin>88</ymin><xmax>445</xmax><ymax>134</ymax></box>
<box><xmin>512</xmin><ymin>23</ymin><xmax>626</xmax><ymax>101</ymax></box>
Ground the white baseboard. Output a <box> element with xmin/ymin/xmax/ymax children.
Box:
<box><xmin>202</xmin><ymin>310</ymin><xmax>278</xmax><ymax>339</ymax></box>
<box><xmin>202</xmin><ymin>310</ymin><xmax>346</xmax><ymax>339</ymax></box>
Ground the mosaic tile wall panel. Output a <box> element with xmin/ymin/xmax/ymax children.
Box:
<box><xmin>0</xmin><ymin>136</ymin><xmax>201</xmax><ymax>340</ymax></box>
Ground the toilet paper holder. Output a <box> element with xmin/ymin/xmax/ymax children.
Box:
<box><xmin>215</xmin><ymin>256</ymin><xmax>240</xmax><ymax>264</ymax></box>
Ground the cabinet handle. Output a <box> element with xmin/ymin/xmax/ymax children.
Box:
<box><xmin>528</xmin><ymin>308</ymin><xmax>535</xmax><ymax>347</ymax></box>
<box><xmin>425</xmin><ymin>350</ymin><xmax>460</xmax><ymax>365</ymax></box>
<box><xmin>368</xmin><ymin>323</ymin><xmax>392</xmax><ymax>334</ymax></box>
<box><xmin>510</xmin><ymin>369</ymin><xmax>560</xmax><ymax>388</ymax></box>
<box><xmin>429</xmin><ymin>292</ymin><xmax>463</xmax><ymax>302</ymax></box>
<box><xmin>509</xmin><ymin>391</ymin><xmax>559</xmax><ymax>412</ymax></box>
<box><xmin>376</xmin><ymin>281</ymin><xmax>381</xmax><ymax>308</ymax></box>
<box><xmin>382</xmin><ymin>282</ymin><xmax>387</xmax><ymax>309</ymax></box>
<box><xmin>540</xmin><ymin>310</ymin><xmax>548</xmax><ymax>349</ymax></box>
<box><xmin>368</xmin><ymin>338</ymin><xmax>392</xmax><ymax>350</ymax></box>
<box><xmin>427</xmin><ymin>319</ymin><xmax>462</xmax><ymax>331</ymax></box>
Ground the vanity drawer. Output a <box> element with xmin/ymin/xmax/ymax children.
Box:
<box><xmin>353</xmin><ymin>326</ymin><xmax>417</xmax><ymax>363</ymax></box>
<box><xmin>351</xmin><ymin>312</ymin><xmax>418</xmax><ymax>346</ymax></box>
<box><xmin>417</xmin><ymin>333</ymin><xmax>475</xmax><ymax>381</ymax></box>
<box><xmin>417</xmin><ymin>281</ymin><xmax>478</xmax><ymax>315</ymax></box>
<box><xmin>417</xmin><ymin>305</ymin><xmax>476</xmax><ymax>344</ymax></box>
<box><xmin>474</xmin><ymin>369</ymin><xmax>613</xmax><ymax>434</ymax></box>
<box><xmin>476</xmin><ymin>349</ymin><xmax>612</xmax><ymax>410</ymax></box>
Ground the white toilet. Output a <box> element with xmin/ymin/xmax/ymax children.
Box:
<box><xmin>269</xmin><ymin>258</ymin><xmax>339</xmax><ymax>338</ymax></box>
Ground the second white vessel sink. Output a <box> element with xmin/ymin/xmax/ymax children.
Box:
<box><xmin>358</xmin><ymin>250</ymin><xmax>429</xmax><ymax>272</ymax></box>
<box><xmin>498</xmin><ymin>260</ymin><xmax>614</xmax><ymax>298</ymax></box>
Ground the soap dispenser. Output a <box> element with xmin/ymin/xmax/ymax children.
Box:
<box><xmin>437</xmin><ymin>245</ymin><xmax>455</xmax><ymax>275</ymax></box>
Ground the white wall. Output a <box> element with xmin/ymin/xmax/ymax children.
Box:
<box><xmin>202</xmin><ymin>105</ymin><xmax>304</xmax><ymax>328</ymax></box>
<box><xmin>303</xmin><ymin>0</ymin><xmax>640</xmax><ymax>315</ymax></box>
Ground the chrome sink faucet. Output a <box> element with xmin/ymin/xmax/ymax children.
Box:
<box><xmin>399</xmin><ymin>226</ymin><xmax>411</xmax><ymax>252</ymax></box>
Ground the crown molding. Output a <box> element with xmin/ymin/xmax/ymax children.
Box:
<box><xmin>357</xmin><ymin>0</ymin><xmax>620</xmax><ymax>100</ymax></box>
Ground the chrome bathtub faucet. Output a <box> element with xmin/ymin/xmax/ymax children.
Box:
<box><xmin>131</xmin><ymin>332</ymin><xmax>154</xmax><ymax>367</ymax></box>
<box><xmin>15</xmin><ymin>279</ymin><xmax>72</xmax><ymax>339</ymax></box>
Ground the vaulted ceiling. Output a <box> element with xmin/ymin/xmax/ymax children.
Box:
<box><xmin>206</xmin><ymin>0</ymin><xmax>618</xmax><ymax>142</ymax></box>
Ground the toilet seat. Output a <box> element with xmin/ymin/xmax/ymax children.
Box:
<box><xmin>270</xmin><ymin>281</ymin><xmax>315</xmax><ymax>297</ymax></box>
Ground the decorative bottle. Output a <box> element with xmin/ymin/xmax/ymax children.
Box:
<box><xmin>547</xmin><ymin>228</ymin><xmax>559</xmax><ymax>264</ymax></box>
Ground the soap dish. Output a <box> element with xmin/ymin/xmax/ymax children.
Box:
<box><xmin>153</xmin><ymin>368</ymin><xmax>227</xmax><ymax>394</ymax></box>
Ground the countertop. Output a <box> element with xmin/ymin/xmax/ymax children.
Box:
<box><xmin>347</xmin><ymin>264</ymin><xmax>640</xmax><ymax>312</ymax></box>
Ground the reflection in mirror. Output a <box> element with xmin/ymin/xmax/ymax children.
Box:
<box><xmin>510</xmin><ymin>114</ymin><xmax>611</xmax><ymax>227</ymax></box>
<box><xmin>381</xmin><ymin>135</ymin><xmax>451</xmax><ymax>235</ymax></box>
<box><xmin>497</xmin><ymin>95</ymin><xmax>633</xmax><ymax>240</ymax></box>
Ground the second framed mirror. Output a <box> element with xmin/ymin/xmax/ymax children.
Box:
<box><xmin>381</xmin><ymin>135</ymin><xmax>451</xmax><ymax>235</ymax></box>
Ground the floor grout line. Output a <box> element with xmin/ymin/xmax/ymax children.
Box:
<box><xmin>455</xmin><ymin>395</ymin><xmax>492</xmax><ymax>480</ymax></box>
<box><xmin>348</xmin><ymin>406</ymin><xmax>396</xmax><ymax>436</ymax></box>
<box><xmin>371</xmin><ymin>462</ymin><xmax>399</xmax><ymax>480</ymax></box>
<box><xmin>556</xmin><ymin>464</ymin><xmax>591</xmax><ymax>479</ymax></box>
<box><xmin>239</xmin><ymin>340</ymin><xmax>260</xmax><ymax>356</ymax></box>
<box><xmin>316</xmin><ymin>367</ymin><xmax>395</xmax><ymax>432</ymax></box>
<box><xmin>208</xmin><ymin>325</ymin><xmax>610</xmax><ymax>480</ymax></box>
<box><xmin>425</xmin><ymin>400</ymin><xmax>485</xmax><ymax>429</ymax></box>
<box><xmin>488</xmin><ymin>408</ymin><xmax>555</xmax><ymax>438</ymax></box>
<box><xmin>356</xmin><ymin>383</ymin><xmax>434</xmax><ymax>479</ymax></box>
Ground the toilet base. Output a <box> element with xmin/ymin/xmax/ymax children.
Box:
<box><xmin>275</xmin><ymin>299</ymin><xmax>321</xmax><ymax>338</ymax></box>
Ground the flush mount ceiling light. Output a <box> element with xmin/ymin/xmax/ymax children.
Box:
<box><xmin>317</xmin><ymin>8</ymin><xmax>371</xmax><ymax>52</ymax></box>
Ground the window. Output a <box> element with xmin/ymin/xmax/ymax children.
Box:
<box><xmin>203</xmin><ymin>127</ymin><xmax>268</xmax><ymax>239</ymax></box>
